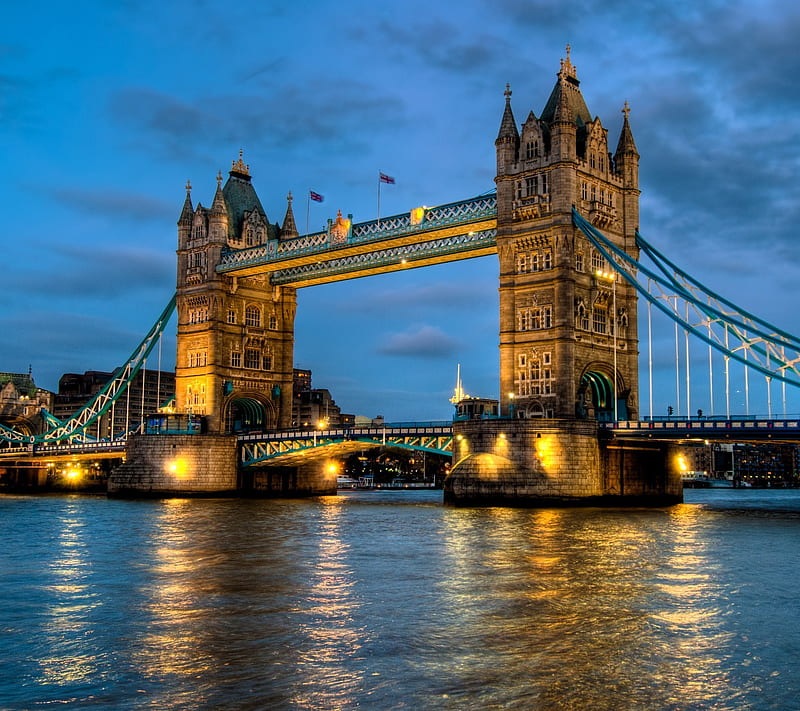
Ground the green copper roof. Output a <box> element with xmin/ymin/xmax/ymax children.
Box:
<box><xmin>222</xmin><ymin>173</ymin><xmax>268</xmax><ymax>240</ymax></box>
<box><xmin>540</xmin><ymin>75</ymin><xmax>592</xmax><ymax>128</ymax></box>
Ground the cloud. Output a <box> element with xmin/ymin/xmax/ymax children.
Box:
<box><xmin>377</xmin><ymin>325</ymin><xmax>461</xmax><ymax>358</ymax></box>
<box><xmin>47</xmin><ymin>186</ymin><xmax>175</xmax><ymax>222</ymax></box>
<box><xmin>1</xmin><ymin>243</ymin><xmax>172</xmax><ymax>299</ymax></box>
<box><xmin>108</xmin><ymin>79</ymin><xmax>407</xmax><ymax>163</ymax></box>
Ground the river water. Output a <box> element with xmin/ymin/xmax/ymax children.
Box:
<box><xmin>1</xmin><ymin>488</ymin><xmax>799</xmax><ymax>710</ymax></box>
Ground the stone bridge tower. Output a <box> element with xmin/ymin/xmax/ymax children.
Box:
<box><xmin>175</xmin><ymin>153</ymin><xmax>297</xmax><ymax>433</ymax></box>
<box><xmin>495</xmin><ymin>48</ymin><xmax>640</xmax><ymax>423</ymax></box>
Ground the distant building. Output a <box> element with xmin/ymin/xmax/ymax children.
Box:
<box><xmin>291</xmin><ymin>368</ymin><xmax>354</xmax><ymax>428</ymax></box>
<box><xmin>53</xmin><ymin>369</ymin><xmax>175</xmax><ymax>439</ymax></box>
<box><xmin>0</xmin><ymin>371</ymin><xmax>53</xmax><ymax>439</ymax></box>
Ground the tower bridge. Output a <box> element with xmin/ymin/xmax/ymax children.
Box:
<box><xmin>4</xmin><ymin>49</ymin><xmax>800</xmax><ymax>504</ymax></box>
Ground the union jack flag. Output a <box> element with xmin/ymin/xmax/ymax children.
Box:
<box><xmin>379</xmin><ymin>172</ymin><xmax>395</xmax><ymax>184</ymax></box>
<box><xmin>309</xmin><ymin>190</ymin><xmax>324</xmax><ymax>202</ymax></box>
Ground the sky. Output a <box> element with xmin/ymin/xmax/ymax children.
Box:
<box><xmin>3</xmin><ymin>0</ymin><xmax>800</xmax><ymax>422</ymax></box>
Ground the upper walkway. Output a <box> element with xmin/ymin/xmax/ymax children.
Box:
<box><xmin>216</xmin><ymin>194</ymin><xmax>498</xmax><ymax>286</ymax></box>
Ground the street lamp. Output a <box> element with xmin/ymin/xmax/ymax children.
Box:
<box><xmin>508</xmin><ymin>392</ymin><xmax>515</xmax><ymax>419</ymax></box>
<box><xmin>596</xmin><ymin>269</ymin><xmax>618</xmax><ymax>421</ymax></box>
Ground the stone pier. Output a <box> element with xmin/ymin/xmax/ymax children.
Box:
<box><xmin>109</xmin><ymin>433</ymin><xmax>337</xmax><ymax>498</ymax></box>
<box><xmin>444</xmin><ymin>419</ymin><xmax>683</xmax><ymax>507</ymax></box>
<box><xmin>109</xmin><ymin>434</ymin><xmax>240</xmax><ymax>497</ymax></box>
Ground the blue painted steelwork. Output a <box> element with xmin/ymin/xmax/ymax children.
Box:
<box><xmin>217</xmin><ymin>193</ymin><xmax>498</xmax><ymax>275</ymax></box>
<box><xmin>238</xmin><ymin>423</ymin><xmax>453</xmax><ymax>466</ymax></box>
<box><xmin>572</xmin><ymin>208</ymin><xmax>800</xmax><ymax>388</ymax></box>
<box><xmin>0</xmin><ymin>295</ymin><xmax>177</xmax><ymax>445</ymax></box>
<box><xmin>602</xmin><ymin>418</ymin><xmax>800</xmax><ymax>442</ymax></box>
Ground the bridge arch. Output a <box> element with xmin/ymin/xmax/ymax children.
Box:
<box><xmin>224</xmin><ymin>393</ymin><xmax>276</xmax><ymax>433</ymax></box>
<box><xmin>579</xmin><ymin>366</ymin><xmax>627</xmax><ymax>422</ymax></box>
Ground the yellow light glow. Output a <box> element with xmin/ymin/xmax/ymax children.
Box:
<box><xmin>66</xmin><ymin>470</ymin><xmax>81</xmax><ymax>480</ymax></box>
<box><xmin>327</xmin><ymin>462</ymin><xmax>338</xmax><ymax>474</ymax></box>
<box><xmin>676</xmin><ymin>455</ymin><xmax>688</xmax><ymax>472</ymax></box>
<box><xmin>166</xmin><ymin>458</ymin><xmax>190</xmax><ymax>479</ymax></box>
<box><xmin>410</xmin><ymin>206</ymin><xmax>426</xmax><ymax>225</ymax></box>
<box><xmin>317</xmin><ymin>419</ymin><xmax>327</xmax><ymax>429</ymax></box>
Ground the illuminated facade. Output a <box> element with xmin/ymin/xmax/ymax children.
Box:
<box><xmin>175</xmin><ymin>153</ymin><xmax>297</xmax><ymax>433</ymax></box>
<box><xmin>495</xmin><ymin>47</ymin><xmax>640</xmax><ymax>421</ymax></box>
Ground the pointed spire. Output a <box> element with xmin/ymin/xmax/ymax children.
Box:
<box><xmin>496</xmin><ymin>83</ymin><xmax>519</xmax><ymax>143</ymax></box>
<box><xmin>540</xmin><ymin>47</ymin><xmax>592</xmax><ymax>127</ymax></box>
<box><xmin>210</xmin><ymin>170</ymin><xmax>227</xmax><ymax>215</ymax></box>
<box><xmin>615</xmin><ymin>101</ymin><xmax>639</xmax><ymax>158</ymax></box>
<box><xmin>178</xmin><ymin>179</ymin><xmax>194</xmax><ymax>224</ymax></box>
<box><xmin>281</xmin><ymin>191</ymin><xmax>299</xmax><ymax>239</ymax></box>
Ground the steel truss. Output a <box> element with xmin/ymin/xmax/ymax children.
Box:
<box><xmin>239</xmin><ymin>425</ymin><xmax>453</xmax><ymax>466</ymax></box>
<box><xmin>0</xmin><ymin>295</ymin><xmax>177</xmax><ymax>445</ymax></box>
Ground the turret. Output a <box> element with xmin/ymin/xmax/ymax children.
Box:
<box><xmin>281</xmin><ymin>192</ymin><xmax>299</xmax><ymax>240</ymax></box>
<box><xmin>177</xmin><ymin>181</ymin><xmax>194</xmax><ymax>251</ymax></box>
<box><xmin>495</xmin><ymin>84</ymin><xmax>519</xmax><ymax>223</ymax></box>
<box><xmin>614</xmin><ymin>101</ymin><xmax>640</xmax><ymax>241</ymax></box>
<box><xmin>209</xmin><ymin>171</ymin><xmax>229</xmax><ymax>245</ymax></box>
<box><xmin>614</xmin><ymin>101</ymin><xmax>639</xmax><ymax>188</ymax></box>
<box><xmin>495</xmin><ymin>84</ymin><xmax>519</xmax><ymax>174</ymax></box>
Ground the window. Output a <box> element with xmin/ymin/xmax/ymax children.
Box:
<box><xmin>230</xmin><ymin>351</ymin><xmax>241</xmax><ymax>368</ymax></box>
<box><xmin>526</xmin><ymin>176</ymin><xmax>538</xmax><ymax>196</ymax></box>
<box><xmin>526</xmin><ymin>141</ymin><xmax>539</xmax><ymax>159</ymax></box>
<box><xmin>517</xmin><ymin>306</ymin><xmax>552</xmax><ymax>331</ymax></box>
<box><xmin>245</xmin><ymin>349</ymin><xmax>260</xmax><ymax>369</ymax></box>
<box><xmin>514</xmin><ymin>350</ymin><xmax>554</xmax><ymax>397</ymax></box>
<box><xmin>245</xmin><ymin>306</ymin><xmax>261</xmax><ymax>327</ymax></box>
<box><xmin>591</xmin><ymin>250</ymin><xmax>604</xmax><ymax>271</ymax></box>
<box><xmin>581</xmin><ymin>182</ymin><xmax>588</xmax><ymax>201</ymax></box>
<box><xmin>590</xmin><ymin>184</ymin><xmax>597</xmax><ymax>202</ymax></box>
<box><xmin>593</xmin><ymin>307</ymin><xmax>607</xmax><ymax>334</ymax></box>
<box><xmin>590</xmin><ymin>153</ymin><xmax>596</xmax><ymax>169</ymax></box>
<box><xmin>541</xmin><ymin>174</ymin><xmax>548</xmax><ymax>193</ymax></box>
<box><xmin>262</xmin><ymin>354</ymin><xmax>273</xmax><ymax>370</ymax></box>
<box><xmin>516</xmin><ymin>253</ymin><xmax>529</xmax><ymax>273</ymax></box>
<box><xmin>576</xmin><ymin>251</ymin><xmax>584</xmax><ymax>272</ymax></box>
<box><xmin>227</xmin><ymin>309</ymin><xmax>236</xmax><ymax>324</ymax></box>
<box><xmin>268</xmin><ymin>315</ymin><xmax>278</xmax><ymax>330</ymax></box>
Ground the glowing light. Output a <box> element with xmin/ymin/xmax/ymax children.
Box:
<box><xmin>166</xmin><ymin>458</ymin><xmax>190</xmax><ymax>479</ymax></box>
<box><xmin>327</xmin><ymin>462</ymin><xmax>338</xmax><ymax>474</ymax></box>
<box><xmin>410</xmin><ymin>206</ymin><xmax>426</xmax><ymax>225</ymax></box>
<box><xmin>66</xmin><ymin>470</ymin><xmax>81</xmax><ymax>480</ymax></box>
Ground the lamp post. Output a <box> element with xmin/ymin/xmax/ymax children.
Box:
<box><xmin>508</xmin><ymin>392</ymin><xmax>515</xmax><ymax>419</ymax></box>
<box><xmin>596</xmin><ymin>269</ymin><xmax>618</xmax><ymax>421</ymax></box>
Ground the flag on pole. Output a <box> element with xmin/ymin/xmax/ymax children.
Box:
<box><xmin>379</xmin><ymin>172</ymin><xmax>395</xmax><ymax>185</ymax></box>
<box><xmin>309</xmin><ymin>190</ymin><xmax>324</xmax><ymax>202</ymax></box>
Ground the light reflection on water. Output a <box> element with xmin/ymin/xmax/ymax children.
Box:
<box><xmin>0</xmin><ymin>489</ymin><xmax>799</xmax><ymax>710</ymax></box>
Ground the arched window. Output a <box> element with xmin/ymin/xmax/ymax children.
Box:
<box><xmin>245</xmin><ymin>306</ymin><xmax>261</xmax><ymax>327</ymax></box>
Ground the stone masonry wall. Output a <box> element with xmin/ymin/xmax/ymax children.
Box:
<box><xmin>108</xmin><ymin>433</ymin><xmax>239</xmax><ymax>497</ymax></box>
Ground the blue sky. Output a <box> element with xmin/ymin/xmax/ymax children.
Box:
<box><xmin>3</xmin><ymin>0</ymin><xmax>800</xmax><ymax>421</ymax></box>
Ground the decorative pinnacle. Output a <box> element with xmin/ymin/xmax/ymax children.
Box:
<box><xmin>231</xmin><ymin>148</ymin><xmax>250</xmax><ymax>176</ymax></box>
<box><xmin>560</xmin><ymin>43</ymin><xmax>577</xmax><ymax>79</ymax></box>
<box><xmin>185</xmin><ymin>180</ymin><xmax>192</xmax><ymax>194</ymax></box>
<box><xmin>287</xmin><ymin>191</ymin><xmax>293</xmax><ymax>203</ymax></box>
<box><xmin>216</xmin><ymin>170</ymin><xmax>223</xmax><ymax>187</ymax></box>
<box><xmin>504</xmin><ymin>83</ymin><xmax>512</xmax><ymax>100</ymax></box>
<box><xmin>622</xmin><ymin>100</ymin><xmax>631</xmax><ymax>120</ymax></box>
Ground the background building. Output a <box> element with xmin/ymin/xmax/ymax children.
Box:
<box><xmin>53</xmin><ymin>369</ymin><xmax>175</xmax><ymax>439</ymax></box>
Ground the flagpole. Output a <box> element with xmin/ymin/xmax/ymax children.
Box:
<box><xmin>377</xmin><ymin>171</ymin><xmax>381</xmax><ymax>229</ymax></box>
<box><xmin>306</xmin><ymin>189</ymin><xmax>310</xmax><ymax>236</ymax></box>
